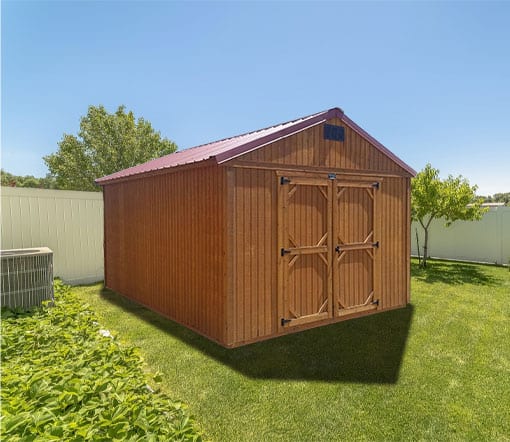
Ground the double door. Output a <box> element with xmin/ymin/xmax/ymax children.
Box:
<box><xmin>278</xmin><ymin>173</ymin><xmax>380</xmax><ymax>329</ymax></box>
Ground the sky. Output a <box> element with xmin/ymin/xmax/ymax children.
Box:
<box><xmin>2</xmin><ymin>1</ymin><xmax>509</xmax><ymax>195</ymax></box>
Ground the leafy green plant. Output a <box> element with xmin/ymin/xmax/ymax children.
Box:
<box><xmin>1</xmin><ymin>280</ymin><xmax>202</xmax><ymax>441</ymax></box>
<box><xmin>412</xmin><ymin>163</ymin><xmax>487</xmax><ymax>267</ymax></box>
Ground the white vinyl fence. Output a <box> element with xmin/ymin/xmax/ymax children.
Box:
<box><xmin>1</xmin><ymin>187</ymin><xmax>104</xmax><ymax>284</ymax></box>
<box><xmin>411</xmin><ymin>206</ymin><xmax>510</xmax><ymax>266</ymax></box>
<box><xmin>1</xmin><ymin>187</ymin><xmax>508</xmax><ymax>286</ymax></box>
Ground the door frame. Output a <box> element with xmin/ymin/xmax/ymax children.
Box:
<box><xmin>277</xmin><ymin>171</ymin><xmax>382</xmax><ymax>331</ymax></box>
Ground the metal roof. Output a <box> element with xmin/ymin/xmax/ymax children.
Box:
<box><xmin>96</xmin><ymin>107</ymin><xmax>415</xmax><ymax>184</ymax></box>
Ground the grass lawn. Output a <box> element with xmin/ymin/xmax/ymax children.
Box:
<box><xmin>75</xmin><ymin>260</ymin><xmax>510</xmax><ymax>441</ymax></box>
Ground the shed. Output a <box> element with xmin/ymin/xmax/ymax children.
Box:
<box><xmin>96</xmin><ymin>107</ymin><xmax>416</xmax><ymax>347</ymax></box>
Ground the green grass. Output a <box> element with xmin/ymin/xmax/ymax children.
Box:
<box><xmin>74</xmin><ymin>260</ymin><xmax>510</xmax><ymax>441</ymax></box>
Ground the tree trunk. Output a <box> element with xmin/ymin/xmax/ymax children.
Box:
<box><xmin>423</xmin><ymin>227</ymin><xmax>429</xmax><ymax>267</ymax></box>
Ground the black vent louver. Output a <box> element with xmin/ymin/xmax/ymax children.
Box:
<box><xmin>324</xmin><ymin>124</ymin><xmax>345</xmax><ymax>142</ymax></box>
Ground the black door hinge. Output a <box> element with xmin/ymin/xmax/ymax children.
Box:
<box><xmin>281</xmin><ymin>248</ymin><xmax>291</xmax><ymax>257</ymax></box>
<box><xmin>373</xmin><ymin>241</ymin><xmax>379</xmax><ymax>248</ymax></box>
<box><xmin>372</xmin><ymin>182</ymin><xmax>380</xmax><ymax>189</ymax></box>
<box><xmin>281</xmin><ymin>318</ymin><xmax>292</xmax><ymax>326</ymax></box>
<box><xmin>372</xmin><ymin>299</ymin><xmax>380</xmax><ymax>306</ymax></box>
<box><xmin>280</xmin><ymin>177</ymin><xmax>291</xmax><ymax>185</ymax></box>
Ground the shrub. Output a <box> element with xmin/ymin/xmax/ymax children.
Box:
<box><xmin>1</xmin><ymin>281</ymin><xmax>202</xmax><ymax>441</ymax></box>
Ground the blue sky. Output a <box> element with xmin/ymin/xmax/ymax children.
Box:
<box><xmin>2</xmin><ymin>1</ymin><xmax>509</xmax><ymax>195</ymax></box>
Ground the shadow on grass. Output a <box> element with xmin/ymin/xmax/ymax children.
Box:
<box><xmin>411</xmin><ymin>259</ymin><xmax>500</xmax><ymax>286</ymax></box>
<box><xmin>100</xmin><ymin>287</ymin><xmax>413</xmax><ymax>384</ymax></box>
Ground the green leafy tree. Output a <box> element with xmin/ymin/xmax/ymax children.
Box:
<box><xmin>479</xmin><ymin>193</ymin><xmax>509</xmax><ymax>205</ymax></box>
<box><xmin>1</xmin><ymin>169</ymin><xmax>57</xmax><ymax>189</ymax></box>
<box><xmin>411</xmin><ymin>164</ymin><xmax>487</xmax><ymax>267</ymax></box>
<box><xmin>44</xmin><ymin>105</ymin><xmax>177</xmax><ymax>191</ymax></box>
<box><xmin>492</xmin><ymin>192</ymin><xmax>510</xmax><ymax>205</ymax></box>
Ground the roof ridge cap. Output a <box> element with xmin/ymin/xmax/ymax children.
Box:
<box><xmin>177</xmin><ymin>108</ymin><xmax>331</xmax><ymax>153</ymax></box>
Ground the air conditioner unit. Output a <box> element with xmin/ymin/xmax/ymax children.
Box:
<box><xmin>1</xmin><ymin>247</ymin><xmax>54</xmax><ymax>309</ymax></box>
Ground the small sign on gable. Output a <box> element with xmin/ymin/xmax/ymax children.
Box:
<box><xmin>323</xmin><ymin>124</ymin><xmax>345</xmax><ymax>142</ymax></box>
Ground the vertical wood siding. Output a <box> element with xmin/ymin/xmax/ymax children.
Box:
<box><xmin>230</xmin><ymin>168</ymin><xmax>277</xmax><ymax>344</ymax></box>
<box><xmin>102</xmin><ymin>118</ymin><xmax>410</xmax><ymax>347</ymax></box>
<box><xmin>376</xmin><ymin>177</ymin><xmax>409</xmax><ymax>309</ymax></box>
<box><xmin>231</xmin><ymin>171</ymin><xmax>410</xmax><ymax>344</ymax></box>
<box><xmin>229</xmin><ymin>118</ymin><xmax>411</xmax><ymax>345</ymax></box>
<box><xmin>103</xmin><ymin>165</ymin><xmax>226</xmax><ymax>343</ymax></box>
<box><xmin>240</xmin><ymin>117</ymin><xmax>407</xmax><ymax>175</ymax></box>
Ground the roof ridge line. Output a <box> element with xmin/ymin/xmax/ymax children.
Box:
<box><xmin>176</xmin><ymin>108</ymin><xmax>331</xmax><ymax>154</ymax></box>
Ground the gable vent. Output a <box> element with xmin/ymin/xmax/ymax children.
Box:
<box><xmin>324</xmin><ymin>124</ymin><xmax>345</xmax><ymax>142</ymax></box>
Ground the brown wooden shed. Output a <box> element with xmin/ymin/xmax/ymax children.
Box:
<box><xmin>96</xmin><ymin>107</ymin><xmax>416</xmax><ymax>347</ymax></box>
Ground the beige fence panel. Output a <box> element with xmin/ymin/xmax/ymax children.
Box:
<box><xmin>1</xmin><ymin>187</ymin><xmax>103</xmax><ymax>284</ymax></box>
<box><xmin>411</xmin><ymin>207</ymin><xmax>510</xmax><ymax>265</ymax></box>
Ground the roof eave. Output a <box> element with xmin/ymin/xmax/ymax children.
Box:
<box><xmin>95</xmin><ymin>106</ymin><xmax>416</xmax><ymax>184</ymax></box>
<box><xmin>95</xmin><ymin>158</ymin><xmax>217</xmax><ymax>186</ymax></box>
<box><xmin>340</xmin><ymin>114</ymin><xmax>416</xmax><ymax>177</ymax></box>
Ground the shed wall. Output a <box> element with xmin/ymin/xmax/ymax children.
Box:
<box><xmin>240</xmin><ymin>117</ymin><xmax>408</xmax><ymax>175</ymax></box>
<box><xmin>230</xmin><ymin>170</ymin><xmax>410</xmax><ymax>344</ymax></box>
<box><xmin>377</xmin><ymin>176</ymin><xmax>411</xmax><ymax>309</ymax></box>
<box><xmin>102</xmin><ymin>116</ymin><xmax>411</xmax><ymax>347</ymax></box>
<box><xmin>228</xmin><ymin>117</ymin><xmax>410</xmax><ymax>345</ymax></box>
<box><xmin>103</xmin><ymin>164</ymin><xmax>227</xmax><ymax>343</ymax></box>
<box><xmin>229</xmin><ymin>168</ymin><xmax>278</xmax><ymax>344</ymax></box>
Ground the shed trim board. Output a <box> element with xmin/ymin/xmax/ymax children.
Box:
<box><xmin>98</xmin><ymin>108</ymin><xmax>414</xmax><ymax>347</ymax></box>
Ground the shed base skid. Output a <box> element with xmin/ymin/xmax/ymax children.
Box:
<box><xmin>105</xmin><ymin>285</ymin><xmax>407</xmax><ymax>348</ymax></box>
<box><xmin>228</xmin><ymin>303</ymin><xmax>408</xmax><ymax>348</ymax></box>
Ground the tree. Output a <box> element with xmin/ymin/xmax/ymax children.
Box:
<box><xmin>411</xmin><ymin>164</ymin><xmax>487</xmax><ymax>267</ymax></box>
<box><xmin>480</xmin><ymin>192</ymin><xmax>510</xmax><ymax>205</ymax></box>
<box><xmin>493</xmin><ymin>193</ymin><xmax>510</xmax><ymax>205</ymax></box>
<box><xmin>44</xmin><ymin>105</ymin><xmax>177</xmax><ymax>191</ymax></box>
<box><xmin>1</xmin><ymin>169</ymin><xmax>57</xmax><ymax>189</ymax></box>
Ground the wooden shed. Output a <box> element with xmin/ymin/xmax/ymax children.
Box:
<box><xmin>97</xmin><ymin>107</ymin><xmax>416</xmax><ymax>347</ymax></box>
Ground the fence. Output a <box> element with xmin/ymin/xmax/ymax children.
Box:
<box><xmin>411</xmin><ymin>206</ymin><xmax>510</xmax><ymax>266</ymax></box>
<box><xmin>1</xmin><ymin>187</ymin><xmax>104</xmax><ymax>284</ymax></box>
<box><xmin>1</xmin><ymin>187</ymin><xmax>508</xmax><ymax>286</ymax></box>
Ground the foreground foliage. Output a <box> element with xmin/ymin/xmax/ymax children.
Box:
<box><xmin>0</xmin><ymin>281</ymin><xmax>201</xmax><ymax>441</ymax></box>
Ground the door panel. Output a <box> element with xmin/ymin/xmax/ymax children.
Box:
<box><xmin>278</xmin><ymin>174</ymin><xmax>380</xmax><ymax>329</ymax></box>
<box><xmin>334</xmin><ymin>182</ymin><xmax>379</xmax><ymax>316</ymax></box>
<box><xmin>278</xmin><ymin>176</ymin><xmax>332</xmax><ymax>328</ymax></box>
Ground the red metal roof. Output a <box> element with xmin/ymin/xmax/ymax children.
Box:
<box><xmin>96</xmin><ymin>107</ymin><xmax>415</xmax><ymax>184</ymax></box>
